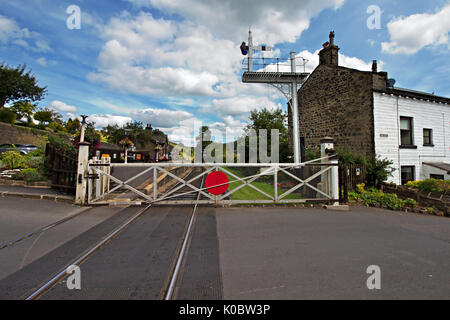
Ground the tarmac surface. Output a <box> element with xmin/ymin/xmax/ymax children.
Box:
<box><xmin>217</xmin><ymin>206</ymin><xmax>450</xmax><ymax>299</ymax></box>
<box><xmin>0</xmin><ymin>196</ymin><xmax>449</xmax><ymax>300</ymax></box>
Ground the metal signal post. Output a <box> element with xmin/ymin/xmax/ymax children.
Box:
<box><xmin>241</xmin><ymin>31</ymin><xmax>309</xmax><ymax>163</ymax></box>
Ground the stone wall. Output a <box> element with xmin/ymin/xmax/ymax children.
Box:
<box><xmin>289</xmin><ymin>64</ymin><xmax>387</xmax><ymax>159</ymax></box>
<box><xmin>0</xmin><ymin>122</ymin><xmax>49</xmax><ymax>146</ymax></box>
<box><xmin>381</xmin><ymin>183</ymin><xmax>449</xmax><ymax>216</ymax></box>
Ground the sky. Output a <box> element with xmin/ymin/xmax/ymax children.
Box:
<box><xmin>1</xmin><ymin>0</ymin><xmax>449</xmax><ymax>146</ymax></box>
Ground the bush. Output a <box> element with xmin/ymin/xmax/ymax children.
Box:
<box><xmin>337</xmin><ymin>149</ymin><xmax>394</xmax><ymax>187</ymax></box>
<box><xmin>350</xmin><ymin>184</ymin><xmax>413</xmax><ymax>211</ymax></box>
<box><xmin>23</xmin><ymin>149</ymin><xmax>45</xmax><ymax>169</ymax></box>
<box><xmin>404</xmin><ymin>198</ymin><xmax>418</xmax><ymax>208</ymax></box>
<box><xmin>366</xmin><ymin>156</ymin><xmax>395</xmax><ymax>187</ymax></box>
<box><xmin>14</xmin><ymin>168</ymin><xmax>46</xmax><ymax>182</ymax></box>
<box><xmin>47</xmin><ymin>122</ymin><xmax>67</xmax><ymax>133</ymax></box>
<box><xmin>0</xmin><ymin>149</ymin><xmax>26</xmax><ymax>169</ymax></box>
<box><xmin>0</xmin><ymin>109</ymin><xmax>17</xmax><ymax>124</ymax></box>
<box><xmin>405</xmin><ymin>179</ymin><xmax>450</xmax><ymax>194</ymax></box>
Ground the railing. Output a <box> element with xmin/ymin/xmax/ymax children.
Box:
<box><xmin>242</xmin><ymin>57</ymin><xmax>309</xmax><ymax>73</ymax></box>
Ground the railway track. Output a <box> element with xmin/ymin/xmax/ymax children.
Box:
<box><xmin>21</xmin><ymin>168</ymin><xmax>207</xmax><ymax>300</ymax></box>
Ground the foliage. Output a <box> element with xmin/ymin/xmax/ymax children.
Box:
<box><xmin>305</xmin><ymin>148</ymin><xmax>321</xmax><ymax>161</ymax></box>
<box><xmin>0</xmin><ymin>148</ymin><xmax>26</xmax><ymax>169</ymax></box>
<box><xmin>245</xmin><ymin>107</ymin><xmax>291</xmax><ymax>163</ymax></box>
<box><xmin>404</xmin><ymin>198</ymin><xmax>418</xmax><ymax>208</ymax></box>
<box><xmin>33</xmin><ymin>110</ymin><xmax>53</xmax><ymax>124</ymax></box>
<box><xmin>13</xmin><ymin>168</ymin><xmax>46</xmax><ymax>182</ymax></box>
<box><xmin>47</xmin><ymin>122</ymin><xmax>67</xmax><ymax>133</ymax></box>
<box><xmin>350</xmin><ymin>184</ymin><xmax>418</xmax><ymax>211</ymax></box>
<box><xmin>336</xmin><ymin>147</ymin><xmax>369</xmax><ymax>165</ymax></box>
<box><xmin>102</xmin><ymin>121</ymin><xmax>152</xmax><ymax>147</ymax></box>
<box><xmin>337</xmin><ymin>148</ymin><xmax>394</xmax><ymax>187</ymax></box>
<box><xmin>366</xmin><ymin>156</ymin><xmax>395</xmax><ymax>187</ymax></box>
<box><xmin>65</xmin><ymin>118</ymin><xmax>81</xmax><ymax>134</ymax></box>
<box><xmin>0</xmin><ymin>109</ymin><xmax>17</xmax><ymax>124</ymax></box>
<box><xmin>33</xmin><ymin>107</ymin><xmax>63</xmax><ymax>126</ymax></box>
<box><xmin>0</xmin><ymin>63</ymin><xmax>47</xmax><ymax>108</ymax></box>
<box><xmin>119</xmin><ymin>137</ymin><xmax>134</xmax><ymax>148</ymax></box>
<box><xmin>9</xmin><ymin>101</ymin><xmax>37</xmax><ymax>123</ymax></box>
<box><xmin>73</xmin><ymin>122</ymin><xmax>101</xmax><ymax>149</ymax></box>
<box><xmin>48</xmin><ymin>134</ymin><xmax>76</xmax><ymax>155</ymax></box>
<box><xmin>405</xmin><ymin>179</ymin><xmax>450</xmax><ymax>194</ymax></box>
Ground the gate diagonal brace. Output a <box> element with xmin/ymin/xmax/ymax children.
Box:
<box><xmin>89</xmin><ymin>166</ymin><xmax>155</xmax><ymax>202</ymax></box>
<box><xmin>157</xmin><ymin>167</ymin><xmax>215</xmax><ymax>201</ymax></box>
<box><xmin>278</xmin><ymin>166</ymin><xmax>333</xmax><ymax>200</ymax></box>
<box><xmin>219</xmin><ymin>166</ymin><xmax>275</xmax><ymax>201</ymax></box>
<box><xmin>90</xmin><ymin>167</ymin><xmax>154</xmax><ymax>203</ymax></box>
<box><xmin>160</xmin><ymin>167</ymin><xmax>216</xmax><ymax>201</ymax></box>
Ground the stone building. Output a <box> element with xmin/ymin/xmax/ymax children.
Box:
<box><xmin>288</xmin><ymin>32</ymin><xmax>450</xmax><ymax>185</ymax></box>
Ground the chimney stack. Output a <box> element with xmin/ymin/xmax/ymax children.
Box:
<box><xmin>319</xmin><ymin>31</ymin><xmax>339</xmax><ymax>67</ymax></box>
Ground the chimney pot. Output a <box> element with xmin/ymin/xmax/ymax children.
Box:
<box><xmin>372</xmin><ymin>60</ymin><xmax>378</xmax><ymax>73</ymax></box>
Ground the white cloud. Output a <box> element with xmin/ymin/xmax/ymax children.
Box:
<box><xmin>89</xmin><ymin>12</ymin><xmax>232</xmax><ymax>96</ymax></box>
<box><xmin>382</xmin><ymin>4</ymin><xmax>450</xmax><ymax>55</ymax></box>
<box><xmin>263</xmin><ymin>50</ymin><xmax>377</xmax><ymax>73</ymax></box>
<box><xmin>91</xmin><ymin>2</ymin><xmax>379</xmax><ymax>125</ymax></box>
<box><xmin>0</xmin><ymin>15</ymin><xmax>51</xmax><ymax>52</ymax></box>
<box><xmin>36</xmin><ymin>57</ymin><xmax>47</xmax><ymax>67</ymax></box>
<box><xmin>210</xmin><ymin>96</ymin><xmax>279</xmax><ymax>117</ymax></box>
<box><xmin>125</xmin><ymin>0</ymin><xmax>344</xmax><ymax>44</ymax></box>
<box><xmin>49</xmin><ymin>100</ymin><xmax>78</xmax><ymax>113</ymax></box>
<box><xmin>88</xmin><ymin>114</ymin><xmax>133</xmax><ymax>129</ymax></box>
<box><xmin>130</xmin><ymin>108</ymin><xmax>194</xmax><ymax>127</ymax></box>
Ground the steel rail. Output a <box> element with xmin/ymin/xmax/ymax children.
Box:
<box><xmin>0</xmin><ymin>207</ymin><xmax>93</xmax><ymax>252</ymax></box>
<box><xmin>164</xmin><ymin>175</ymin><xmax>205</xmax><ymax>300</ymax></box>
<box><xmin>25</xmin><ymin>169</ymin><xmax>199</xmax><ymax>300</ymax></box>
<box><xmin>25</xmin><ymin>204</ymin><xmax>152</xmax><ymax>300</ymax></box>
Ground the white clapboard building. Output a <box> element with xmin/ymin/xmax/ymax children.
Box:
<box><xmin>373</xmin><ymin>88</ymin><xmax>450</xmax><ymax>184</ymax></box>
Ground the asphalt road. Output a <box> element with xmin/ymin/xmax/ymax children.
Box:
<box><xmin>217</xmin><ymin>206</ymin><xmax>450</xmax><ymax>299</ymax></box>
<box><xmin>0</xmin><ymin>196</ymin><xmax>449</xmax><ymax>300</ymax></box>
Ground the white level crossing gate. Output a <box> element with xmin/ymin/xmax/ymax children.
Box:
<box><xmin>85</xmin><ymin>156</ymin><xmax>339</xmax><ymax>206</ymax></box>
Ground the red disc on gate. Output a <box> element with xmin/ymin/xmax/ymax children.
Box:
<box><xmin>205</xmin><ymin>171</ymin><xmax>229</xmax><ymax>195</ymax></box>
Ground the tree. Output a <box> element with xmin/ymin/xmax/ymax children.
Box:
<box><xmin>0</xmin><ymin>64</ymin><xmax>47</xmax><ymax>108</ymax></box>
<box><xmin>245</xmin><ymin>108</ymin><xmax>291</xmax><ymax>163</ymax></box>
<box><xmin>102</xmin><ymin>121</ymin><xmax>152</xmax><ymax>147</ymax></box>
<box><xmin>9</xmin><ymin>100</ymin><xmax>37</xmax><ymax>123</ymax></box>
<box><xmin>65</xmin><ymin>118</ymin><xmax>81</xmax><ymax>134</ymax></box>
<box><xmin>73</xmin><ymin>122</ymin><xmax>102</xmax><ymax>149</ymax></box>
<box><xmin>33</xmin><ymin>110</ymin><xmax>53</xmax><ymax>125</ymax></box>
<box><xmin>33</xmin><ymin>107</ymin><xmax>63</xmax><ymax>126</ymax></box>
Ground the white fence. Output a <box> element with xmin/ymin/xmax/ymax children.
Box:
<box><xmin>86</xmin><ymin>157</ymin><xmax>339</xmax><ymax>206</ymax></box>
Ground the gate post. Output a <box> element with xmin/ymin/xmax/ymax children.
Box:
<box><xmin>75</xmin><ymin>141</ymin><xmax>90</xmax><ymax>205</ymax></box>
<box><xmin>320</xmin><ymin>137</ymin><xmax>339</xmax><ymax>206</ymax></box>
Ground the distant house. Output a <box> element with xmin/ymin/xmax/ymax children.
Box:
<box><xmin>94</xmin><ymin>125</ymin><xmax>172</xmax><ymax>162</ymax></box>
<box><xmin>288</xmin><ymin>32</ymin><xmax>450</xmax><ymax>185</ymax></box>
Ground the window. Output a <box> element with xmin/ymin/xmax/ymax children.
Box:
<box><xmin>400</xmin><ymin>117</ymin><xmax>414</xmax><ymax>146</ymax></box>
<box><xmin>423</xmin><ymin>129</ymin><xmax>433</xmax><ymax>146</ymax></box>
<box><xmin>430</xmin><ymin>174</ymin><xmax>444</xmax><ymax>180</ymax></box>
<box><xmin>401</xmin><ymin>166</ymin><xmax>415</xmax><ymax>185</ymax></box>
